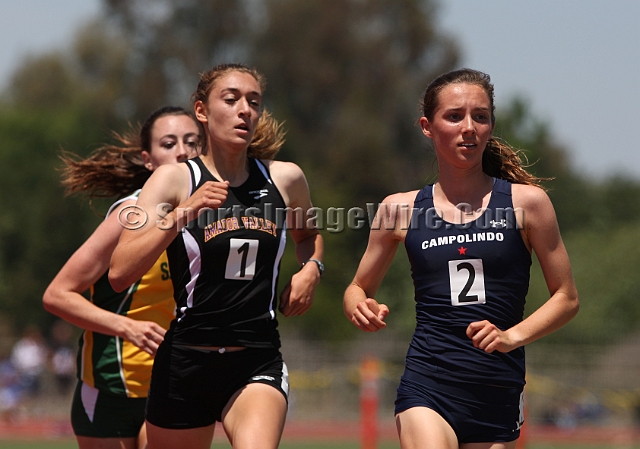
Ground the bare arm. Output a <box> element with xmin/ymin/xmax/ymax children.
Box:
<box><xmin>43</xmin><ymin>200</ymin><xmax>166</xmax><ymax>355</ymax></box>
<box><xmin>343</xmin><ymin>192</ymin><xmax>416</xmax><ymax>332</ymax></box>
<box><xmin>109</xmin><ymin>163</ymin><xmax>229</xmax><ymax>291</ymax></box>
<box><xmin>269</xmin><ymin>161</ymin><xmax>324</xmax><ymax>317</ymax></box>
<box><xmin>467</xmin><ymin>185</ymin><xmax>579</xmax><ymax>353</ymax></box>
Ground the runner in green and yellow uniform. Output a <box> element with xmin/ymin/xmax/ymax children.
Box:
<box><xmin>44</xmin><ymin>106</ymin><xmax>202</xmax><ymax>449</ymax></box>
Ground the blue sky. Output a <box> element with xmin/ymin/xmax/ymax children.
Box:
<box><xmin>2</xmin><ymin>0</ymin><xmax>639</xmax><ymax>180</ymax></box>
<box><xmin>440</xmin><ymin>0</ymin><xmax>640</xmax><ymax>180</ymax></box>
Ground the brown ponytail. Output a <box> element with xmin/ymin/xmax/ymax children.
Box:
<box><xmin>60</xmin><ymin>106</ymin><xmax>200</xmax><ymax>199</ymax></box>
<box><xmin>59</xmin><ymin>129</ymin><xmax>150</xmax><ymax>199</ymax></box>
<box><xmin>483</xmin><ymin>137</ymin><xmax>549</xmax><ymax>186</ymax></box>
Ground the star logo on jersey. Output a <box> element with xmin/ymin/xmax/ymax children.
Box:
<box><xmin>249</xmin><ymin>189</ymin><xmax>269</xmax><ymax>200</ymax></box>
<box><xmin>458</xmin><ymin>246</ymin><xmax>467</xmax><ymax>255</ymax></box>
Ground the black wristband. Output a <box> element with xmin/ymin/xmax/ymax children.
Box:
<box><xmin>301</xmin><ymin>258</ymin><xmax>324</xmax><ymax>277</ymax></box>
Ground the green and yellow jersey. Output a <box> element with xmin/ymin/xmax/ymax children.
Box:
<box><xmin>77</xmin><ymin>191</ymin><xmax>175</xmax><ymax>398</ymax></box>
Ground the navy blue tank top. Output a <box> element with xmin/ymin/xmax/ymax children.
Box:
<box><xmin>404</xmin><ymin>178</ymin><xmax>531</xmax><ymax>387</ymax></box>
<box><xmin>166</xmin><ymin>157</ymin><xmax>287</xmax><ymax>348</ymax></box>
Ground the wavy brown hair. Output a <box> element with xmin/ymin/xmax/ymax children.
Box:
<box><xmin>192</xmin><ymin>63</ymin><xmax>286</xmax><ymax>160</ymax></box>
<box><xmin>421</xmin><ymin>68</ymin><xmax>548</xmax><ymax>187</ymax></box>
<box><xmin>60</xmin><ymin>106</ymin><xmax>202</xmax><ymax>199</ymax></box>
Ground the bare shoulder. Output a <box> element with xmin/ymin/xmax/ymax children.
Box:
<box><xmin>92</xmin><ymin>198</ymin><xmax>137</xmax><ymax>240</ymax></box>
<box><xmin>107</xmin><ymin>197</ymin><xmax>136</xmax><ymax>215</ymax></box>
<box><xmin>512</xmin><ymin>183</ymin><xmax>559</xmax><ymax>243</ymax></box>
<box><xmin>105</xmin><ymin>198</ymin><xmax>137</xmax><ymax>225</ymax></box>
<box><xmin>511</xmin><ymin>183</ymin><xmax>553</xmax><ymax>212</ymax></box>
<box><xmin>373</xmin><ymin>190</ymin><xmax>420</xmax><ymax>241</ymax></box>
<box><xmin>151</xmin><ymin>161</ymin><xmax>192</xmax><ymax>182</ymax></box>
<box><xmin>262</xmin><ymin>159</ymin><xmax>306</xmax><ymax>186</ymax></box>
<box><xmin>383</xmin><ymin>190</ymin><xmax>419</xmax><ymax>207</ymax></box>
<box><xmin>140</xmin><ymin>162</ymin><xmax>192</xmax><ymax>205</ymax></box>
<box><xmin>260</xmin><ymin>160</ymin><xmax>309</xmax><ymax>208</ymax></box>
<box><xmin>378</xmin><ymin>190</ymin><xmax>420</xmax><ymax>219</ymax></box>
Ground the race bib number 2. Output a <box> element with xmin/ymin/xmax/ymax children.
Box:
<box><xmin>448</xmin><ymin>259</ymin><xmax>486</xmax><ymax>306</ymax></box>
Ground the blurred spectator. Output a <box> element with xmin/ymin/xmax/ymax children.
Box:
<box><xmin>10</xmin><ymin>326</ymin><xmax>48</xmax><ymax>398</ymax></box>
<box><xmin>0</xmin><ymin>357</ymin><xmax>22</xmax><ymax>421</ymax></box>
<box><xmin>49</xmin><ymin>320</ymin><xmax>76</xmax><ymax>396</ymax></box>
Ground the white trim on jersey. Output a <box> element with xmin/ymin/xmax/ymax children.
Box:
<box><xmin>268</xmin><ymin>219</ymin><xmax>287</xmax><ymax>319</ymax></box>
<box><xmin>105</xmin><ymin>189</ymin><xmax>141</xmax><ymax>218</ymax></box>
<box><xmin>114</xmin><ymin>283</ymin><xmax>137</xmax><ymax>397</ymax></box>
<box><xmin>254</xmin><ymin>159</ymin><xmax>273</xmax><ymax>184</ymax></box>
<box><xmin>187</xmin><ymin>159</ymin><xmax>202</xmax><ymax>196</ymax></box>
<box><xmin>179</xmin><ymin>230</ymin><xmax>202</xmax><ymax>321</ymax></box>
<box><xmin>80</xmin><ymin>382</ymin><xmax>99</xmax><ymax>423</ymax></box>
<box><xmin>80</xmin><ymin>191</ymin><xmax>141</xmax><ymax>395</ymax></box>
<box><xmin>255</xmin><ymin>158</ymin><xmax>285</xmax><ymax>319</ymax></box>
<box><xmin>280</xmin><ymin>362</ymin><xmax>290</xmax><ymax>396</ymax></box>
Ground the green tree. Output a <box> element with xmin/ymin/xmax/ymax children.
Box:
<box><xmin>0</xmin><ymin>20</ymin><xmax>136</xmax><ymax>331</ymax></box>
<box><xmin>494</xmin><ymin>98</ymin><xmax>640</xmax><ymax>345</ymax></box>
<box><xmin>0</xmin><ymin>106</ymin><xmax>106</xmax><ymax>330</ymax></box>
<box><xmin>527</xmin><ymin>222</ymin><xmax>640</xmax><ymax>345</ymax></box>
<box><xmin>493</xmin><ymin>97</ymin><xmax>594</xmax><ymax>233</ymax></box>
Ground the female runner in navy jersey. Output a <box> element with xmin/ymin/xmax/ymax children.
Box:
<box><xmin>344</xmin><ymin>68</ymin><xmax>579</xmax><ymax>449</ymax></box>
<box><xmin>110</xmin><ymin>64</ymin><xmax>324</xmax><ymax>449</ymax></box>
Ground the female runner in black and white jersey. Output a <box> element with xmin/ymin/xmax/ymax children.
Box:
<box><xmin>110</xmin><ymin>63</ymin><xmax>323</xmax><ymax>449</ymax></box>
<box><xmin>344</xmin><ymin>68</ymin><xmax>579</xmax><ymax>449</ymax></box>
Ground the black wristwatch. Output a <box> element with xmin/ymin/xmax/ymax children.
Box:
<box><xmin>302</xmin><ymin>258</ymin><xmax>324</xmax><ymax>277</ymax></box>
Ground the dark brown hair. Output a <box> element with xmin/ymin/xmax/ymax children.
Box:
<box><xmin>421</xmin><ymin>68</ymin><xmax>547</xmax><ymax>187</ymax></box>
<box><xmin>60</xmin><ymin>106</ymin><xmax>201</xmax><ymax>199</ymax></box>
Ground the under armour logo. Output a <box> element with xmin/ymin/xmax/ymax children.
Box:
<box><xmin>490</xmin><ymin>219</ymin><xmax>507</xmax><ymax>229</ymax></box>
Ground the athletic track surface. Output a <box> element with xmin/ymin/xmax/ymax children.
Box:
<box><xmin>1</xmin><ymin>419</ymin><xmax>639</xmax><ymax>445</ymax></box>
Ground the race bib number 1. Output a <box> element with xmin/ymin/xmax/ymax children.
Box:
<box><xmin>225</xmin><ymin>238</ymin><xmax>259</xmax><ymax>280</ymax></box>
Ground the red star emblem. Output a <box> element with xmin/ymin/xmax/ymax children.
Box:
<box><xmin>458</xmin><ymin>246</ymin><xmax>467</xmax><ymax>255</ymax></box>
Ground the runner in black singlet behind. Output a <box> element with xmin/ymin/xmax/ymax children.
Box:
<box><xmin>110</xmin><ymin>64</ymin><xmax>324</xmax><ymax>449</ymax></box>
<box><xmin>344</xmin><ymin>68</ymin><xmax>579</xmax><ymax>449</ymax></box>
